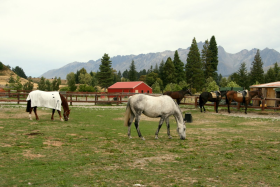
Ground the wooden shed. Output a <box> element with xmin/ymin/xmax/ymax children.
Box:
<box><xmin>250</xmin><ymin>81</ymin><xmax>280</xmax><ymax>107</ymax></box>
<box><xmin>108</xmin><ymin>81</ymin><xmax>152</xmax><ymax>95</ymax></box>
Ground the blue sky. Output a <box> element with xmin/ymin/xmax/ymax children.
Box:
<box><xmin>1</xmin><ymin>0</ymin><xmax>279</xmax><ymax>77</ymax></box>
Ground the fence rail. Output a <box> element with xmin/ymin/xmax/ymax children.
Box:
<box><xmin>0</xmin><ymin>91</ymin><xmax>280</xmax><ymax>112</ymax></box>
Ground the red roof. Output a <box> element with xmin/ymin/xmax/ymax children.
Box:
<box><xmin>250</xmin><ymin>81</ymin><xmax>280</xmax><ymax>88</ymax></box>
<box><xmin>108</xmin><ymin>81</ymin><xmax>151</xmax><ymax>89</ymax></box>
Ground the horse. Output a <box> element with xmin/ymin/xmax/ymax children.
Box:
<box><xmin>124</xmin><ymin>94</ymin><xmax>186</xmax><ymax>140</ymax></box>
<box><xmin>163</xmin><ymin>88</ymin><xmax>192</xmax><ymax>105</ymax></box>
<box><xmin>26</xmin><ymin>90</ymin><xmax>70</xmax><ymax>121</ymax></box>
<box><xmin>226</xmin><ymin>89</ymin><xmax>263</xmax><ymax>114</ymax></box>
<box><xmin>199</xmin><ymin>91</ymin><xmax>227</xmax><ymax>113</ymax></box>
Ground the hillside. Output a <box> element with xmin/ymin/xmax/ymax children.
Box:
<box><xmin>0</xmin><ymin>67</ymin><xmax>38</xmax><ymax>89</ymax></box>
<box><xmin>39</xmin><ymin>42</ymin><xmax>280</xmax><ymax>79</ymax></box>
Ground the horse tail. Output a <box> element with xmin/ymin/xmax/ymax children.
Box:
<box><xmin>26</xmin><ymin>100</ymin><xmax>31</xmax><ymax>112</ymax></box>
<box><xmin>124</xmin><ymin>99</ymin><xmax>131</xmax><ymax>127</ymax></box>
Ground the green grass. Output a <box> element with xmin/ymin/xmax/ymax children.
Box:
<box><xmin>0</xmin><ymin>105</ymin><xmax>280</xmax><ymax>186</ymax></box>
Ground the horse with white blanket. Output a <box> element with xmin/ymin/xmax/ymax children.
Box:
<box><xmin>124</xmin><ymin>94</ymin><xmax>186</xmax><ymax>140</ymax></box>
<box><xmin>26</xmin><ymin>90</ymin><xmax>70</xmax><ymax>121</ymax></box>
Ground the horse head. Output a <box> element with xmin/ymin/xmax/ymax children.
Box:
<box><xmin>257</xmin><ymin>89</ymin><xmax>264</xmax><ymax>99</ymax></box>
<box><xmin>63</xmin><ymin>109</ymin><xmax>71</xmax><ymax>121</ymax></box>
<box><xmin>182</xmin><ymin>87</ymin><xmax>192</xmax><ymax>96</ymax></box>
<box><xmin>177</xmin><ymin>121</ymin><xmax>186</xmax><ymax>140</ymax></box>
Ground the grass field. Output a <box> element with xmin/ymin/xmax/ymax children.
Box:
<box><xmin>0</xmin><ymin>104</ymin><xmax>280</xmax><ymax>186</ymax></box>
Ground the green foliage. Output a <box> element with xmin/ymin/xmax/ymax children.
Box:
<box><xmin>8</xmin><ymin>74</ymin><xmax>15</xmax><ymax>83</ymax></box>
<box><xmin>128</xmin><ymin>60</ymin><xmax>137</xmax><ymax>81</ymax></box>
<box><xmin>220</xmin><ymin>77</ymin><xmax>228</xmax><ymax>87</ymax></box>
<box><xmin>226</xmin><ymin>81</ymin><xmax>240</xmax><ymax>87</ymax></box>
<box><xmin>250</xmin><ymin>49</ymin><xmax>264</xmax><ymax>84</ymax></box>
<box><xmin>151</xmin><ymin>81</ymin><xmax>161</xmax><ymax>93</ymax></box>
<box><xmin>37</xmin><ymin>77</ymin><xmax>46</xmax><ymax>91</ymax></box>
<box><xmin>67</xmin><ymin>72</ymin><xmax>77</xmax><ymax>91</ymax></box>
<box><xmin>79</xmin><ymin>73</ymin><xmax>92</xmax><ymax>85</ymax></box>
<box><xmin>164</xmin><ymin>83</ymin><xmax>182</xmax><ymax>92</ymax></box>
<box><xmin>45</xmin><ymin>79</ymin><xmax>51</xmax><ymax>91</ymax></box>
<box><xmin>265</xmin><ymin>68</ymin><xmax>275</xmax><ymax>83</ymax></box>
<box><xmin>208</xmin><ymin>36</ymin><xmax>218</xmax><ymax>78</ymax></box>
<box><xmin>145</xmin><ymin>72</ymin><xmax>158</xmax><ymax>86</ymax></box>
<box><xmin>205</xmin><ymin>77</ymin><xmax>219</xmax><ymax>92</ymax></box>
<box><xmin>59</xmin><ymin>86</ymin><xmax>69</xmax><ymax>91</ymax></box>
<box><xmin>97</xmin><ymin>53</ymin><xmax>113</xmax><ymax>89</ymax></box>
<box><xmin>173</xmin><ymin>50</ymin><xmax>185</xmax><ymax>83</ymax></box>
<box><xmin>78</xmin><ymin>84</ymin><xmax>96</xmax><ymax>92</ymax></box>
<box><xmin>8</xmin><ymin>76</ymin><xmax>22</xmax><ymax>90</ymax></box>
<box><xmin>12</xmin><ymin>66</ymin><xmax>27</xmax><ymax>79</ymax></box>
<box><xmin>0</xmin><ymin>61</ymin><xmax>3</xmax><ymax>70</ymax></box>
<box><xmin>163</xmin><ymin>57</ymin><xmax>176</xmax><ymax>85</ymax></box>
<box><xmin>185</xmin><ymin>37</ymin><xmax>204</xmax><ymax>91</ymax></box>
<box><xmin>201</xmin><ymin>39</ymin><xmax>213</xmax><ymax>79</ymax></box>
<box><xmin>23</xmin><ymin>78</ymin><xmax>34</xmax><ymax>90</ymax></box>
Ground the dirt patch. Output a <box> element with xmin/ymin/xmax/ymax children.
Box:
<box><xmin>43</xmin><ymin>140</ymin><xmax>63</xmax><ymax>147</ymax></box>
<box><xmin>22</xmin><ymin>150</ymin><xmax>45</xmax><ymax>159</ymax></box>
<box><xmin>214</xmin><ymin>111</ymin><xmax>280</xmax><ymax>119</ymax></box>
<box><xmin>0</xmin><ymin>108</ymin><xmax>50</xmax><ymax>119</ymax></box>
<box><xmin>132</xmin><ymin>154</ymin><xmax>177</xmax><ymax>168</ymax></box>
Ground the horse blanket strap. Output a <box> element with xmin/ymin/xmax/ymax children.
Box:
<box><xmin>237</xmin><ymin>90</ymin><xmax>249</xmax><ymax>98</ymax></box>
<box><xmin>210</xmin><ymin>91</ymin><xmax>221</xmax><ymax>98</ymax></box>
<box><xmin>26</xmin><ymin>90</ymin><xmax>62</xmax><ymax>111</ymax></box>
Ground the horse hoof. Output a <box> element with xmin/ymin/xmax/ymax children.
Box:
<box><xmin>155</xmin><ymin>136</ymin><xmax>159</xmax><ymax>139</ymax></box>
<box><xmin>141</xmin><ymin>137</ymin><xmax>145</xmax><ymax>140</ymax></box>
<box><xmin>168</xmin><ymin>136</ymin><xmax>172</xmax><ymax>139</ymax></box>
<box><xmin>129</xmin><ymin>136</ymin><xmax>132</xmax><ymax>139</ymax></box>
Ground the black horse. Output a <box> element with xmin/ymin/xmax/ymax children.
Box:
<box><xmin>199</xmin><ymin>91</ymin><xmax>227</xmax><ymax>113</ymax></box>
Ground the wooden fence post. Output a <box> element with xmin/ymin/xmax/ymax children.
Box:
<box><xmin>70</xmin><ymin>94</ymin><xmax>72</xmax><ymax>106</ymax></box>
<box><xmin>17</xmin><ymin>93</ymin><xmax>20</xmax><ymax>104</ymax></box>
<box><xmin>195</xmin><ymin>97</ymin><xmax>198</xmax><ymax>108</ymax></box>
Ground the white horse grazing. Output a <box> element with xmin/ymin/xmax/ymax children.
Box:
<box><xmin>124</xmin><ymin>94</ymin><xmax>186</xmax><ymax>140</ymax></box>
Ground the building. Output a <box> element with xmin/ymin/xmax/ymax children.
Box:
<box><xmin>250</xmin><ymin>81</ymin><xmax>280</xmax><ymax>107</ymax></box>
<box><xmin>107</xmin><ymin>81</ymin><xmax>152</xmax><ymax>95</ymax></box>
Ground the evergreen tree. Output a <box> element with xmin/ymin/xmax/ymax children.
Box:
<box><xmin>38</xmin><ymin>77</ymin><xmax>46</xmax><ymax>91</ymax></box>
<box><xmin>9</xmin><ymin>76</ymin><xmax>22</xmax><ymax>90</ymax></box>
<box><xmin>145</xmin><ymin>72</ymin><xmax>158</xmax><ymax>86</ymax></box>
<box><xmin>163</xmin><ymin>57</ymin><xmax>176</xmax><ymax>85</ymax></box>
<box><xmin>52</xmin><ymin>77</ymin><xmax>60</xmax><ymax>90</ymax></box>
<box><xmin>128</xmin><ymin>60</ymin><xmax>137</xmax><ymax>81</ymax></box>
<box><xmin>264</xmin><ymin>68</ymin><xmax>275</xmax><ymax>83</ymax></box>
<box><xmin>154</xmin><ymin>63</ymin><xmax>159</xmax><ymax>74</ymax></box>
<box><xmin>0</xmin><ymin>61</ymin><xmax>3</xmax><ymax>70</ymax></box>
<box><xmin>159</xmin><ymin>60</ymin><xmax>165</xmax><ymax>84</ymax></box>
<box><xmin>201</xmin><ymin>39</ymin><xmax>213</xmax><ymax>79</ymax></box>
<box><xmin>12</xmin><ymin>66</ymin><xmax>27</xmax><ymax>79</ymax></box>
<box><xmin>208</xmin><ymin>36</ymin><xmax>218</xmax><ymax>80</ymax></box>
<box><xmin>185</xmin><ymin>37</ymin><xmax>204</xmax><ymax>91</ymax></box>
<box><xmin>117</xmin><ymin>71</ymin><xmax>122</xmax><ymax>81</ymax></box>
<box><xmin>45</xmin><ymin>80</ymin><xmax>52</xmax><ymax>91</ymax></box>
<box><xmin>122</xmin><ymin>69</ymin><xmax>129</xmax><ymax>79</ymax></box>
<box><xmin>97</xmin><ymin>53</ymin><xmax>113</xmax><ymax>89</ymax></box>
<box><xmin>66</xmin><ymin>72</ymin><xmax>77</xmax><ymax>91</ymax></box>
<box><xmin>250</xmin><ymin>49</ymin><xmax>264</xmax><ymax>84</ymax></box>
<box><xmin>236</xmin><ymin>62</ymin><xmax>249</xmax><ymax>89</ymax></box>
<box><xmin>173</xmin><ymin>50</ymin><xmax>186</xmax><ymax>83</ymax></box>
<box><xmin>8</xmin><ymin>74</ymin><xmax>15</xmax><ymax>83</ymax></box>
<box><xmin>273</xmin><ymin>62</ymin><xmax>279</xmax><ymax>81</ymax></box>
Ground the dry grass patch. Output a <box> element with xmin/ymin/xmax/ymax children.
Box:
<box><xmin>22</xmin><ymin>150</ymin><xmax>46</xmax><ymax>159</ymax></box>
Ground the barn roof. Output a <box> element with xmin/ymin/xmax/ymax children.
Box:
<box><xmin>250</xmin><ymin>81</ymin><xmax>280</xmax><ymax>88</ymax></box>
<box><xmin>108</xmin><ymin>81</ymin><xmax>152</xmax><ymax>89</ymax></box>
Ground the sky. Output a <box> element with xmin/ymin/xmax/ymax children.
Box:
<box><xmin>1</xmin><ymin>0</ymin><xmax>280</xmax><ymax>77</ymax></box>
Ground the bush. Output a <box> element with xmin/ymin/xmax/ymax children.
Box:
<box><xmin>78</xmin><ymin>84</ymin><xmax>96</xmax><ymax>92</ymax></box>
<box><xmin>59</xmin><ymin>86</ymin><xmax>69</xmax><ymax>91</ymax></box>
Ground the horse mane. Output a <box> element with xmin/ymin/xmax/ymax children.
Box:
<box><xmin>59</xmin><ymin>93</ymin><xmax>69</xmax><ymax>111</ymax></box>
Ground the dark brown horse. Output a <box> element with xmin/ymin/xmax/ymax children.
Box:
<box><xmin>199</xmin><ymin>91</ymin><xmax>227</xmax><ymax>113</ymax></box>
<box><xmin>163</xmin><ymin>88</ymin><xmax>192</xmax><ymax>105</ymax></box>
<box><xmin>26</xmin><ymin>91</ymin><xmax>70</xmax><ymax>121</ymax></box>
<box><xmin>226</xmin><ymin>90</ymin><xmax>263</xmax><ymax>114</ymax></box>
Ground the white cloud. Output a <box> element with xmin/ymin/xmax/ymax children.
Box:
<box><xmin>0</xmin><ymin>0</ymin><xmax>280</xmax><ymax>77</ymax></box>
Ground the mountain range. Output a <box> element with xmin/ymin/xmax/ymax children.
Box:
<box><xmin>41</xmin><ymin>42</ymin><xmax>280</xmax><ymax>79</ymax></box>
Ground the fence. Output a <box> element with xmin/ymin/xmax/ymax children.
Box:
<box><xmin>0</xmin><ymin>90</ymin><xmax>280</xmax><ymax>112</ymax></box>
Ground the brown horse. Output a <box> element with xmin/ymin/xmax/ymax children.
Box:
<box><xmin>226</xmin><ymin>90</ymin><xmax>263</xmax><ymax>114</ymax></box>
<box><xmin>26</xmin><ymin>90</ymin><xmax>71</xmax><ymax>121</ymax></box>
<box><xmin>163</xmin><ymin>88</ymin><xmax>192</xmax><ymax>105</ymax></box>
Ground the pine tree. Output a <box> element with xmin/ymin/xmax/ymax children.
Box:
<box><xmin>208</xmin><ymin>36</ymin><xmax>218</xmax><ymax>80</ymax></box>
<box><xmin>128</xmin><ymin>60</ymin><xmax>137</xmax><ymax>81</ymax></box>
<box><xmin>185</xmin><ymin>37</ymin><xmax>204</xmax><ymax>91</ymax></box>
<box><xmin>273</xmin><ymin>62</ymin><xmax>279</xmax><ymax>81</ymax></box>
<box><xmin>201</xmin><ymin>39</ymin><xmax>213</xmax><ymax>79</ymax></box>
<box><xmin>237</xmin><ymin>62</ymin><xmax>249</xmax><ymax>89</ymax></box>
<box><xmin>45</xmin><ymin>80</ymin><xmax>52</xmax><ymax>91</ymax></box>
<box><xmin>173</xmin><ymin>50</ymin><xmax>185</xmax><ymax>83</ymax></box>
<box><xmin>23</xmin><ymin>78</ymin><xmax>34</xmax><ymax>91</ymax></box>
<box><xmin>97</xmin><ymin>53</ymin><xmax>113</xmax><ymax>89</ymax></box>
<box><xmin>12</xmin><ymin>66</ymin><xmax>27</xmax><ymax>79</ymax></box>
<box><xmin>122</xmin><ymin>69</ymin><xmax>129</xmax><ymax>79</ymax></box>
<box><xmin>163</xmin><ymin>57</ymin><xmax>176</xmax><ymax>85</ymax></box>
<box><xmin>250</xmin><ymin>49</ymin><xmax>264</xmax><ymax>84</ymax></box>
<box><xmin>159</xmin><ymin>60</ymin><xmax>165</xmax><ymax>84</ymax></box>
<box><xmin>265</xmin><ymin>68</ymin><xmax>275</xmax><ymax>83</ymax></box>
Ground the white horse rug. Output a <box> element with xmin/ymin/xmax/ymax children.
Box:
<box><xmin>26</xmin><ymin>90</ymin><xmax>62</xmax><ymax>111</ymax></box>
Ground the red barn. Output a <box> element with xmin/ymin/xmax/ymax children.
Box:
<box><xmin>108</xmin><ymin>81</ymin><xmax>152</xmax><ymax>94</ymax></box>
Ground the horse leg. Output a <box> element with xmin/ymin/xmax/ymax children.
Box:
<box><xmin>29</xmin><ymin>107</ymin><xmax>33</xmax><ymax>120</ymax></box>
<box><xmin>176</xmin><ymin>99</ymin><xmax>180</xmax><ymax>105</ymax></box>
<box><xmin>134</xmin><ymin>114</ymin><xmax>145</xmax><ymax>140</ymax></box>
<box><xmin>244</xmin><ymin>101</ymin><xmax>248</xmax><ymax>114</ymax></box>
<box><xmin>155</xmin><ymin>117</ymin><xmax>165</xmax><ymax>139</ymax></box>
<box><xmin>57</xmin><ymin>110</ymin><xmax>63</xmax><ymax>121</ymax></box>
<box><xmin>51</xmin><ymin>109</ymin><xmax>55</xmax><ymax>121</ymax></box>
<box><xmin>165</xmin><ymin>117</ymin><xmax>172</xmax><ymax>139</ymax></box>
<box><xmin>34</xmin><ymin>107</ymin><xmax>39</xmax><ymax>120</ymax></box>
<box><xmin>127</xmin><ymin>113</ymin><xmax>135</xmax><ymax>139</ymax></box>
<box><xmin>216</xmin><ymin>101</ymin><xmax>219</xmax><ymax>113</ymax></box>
<box><xmin>227</xmin><ymin>100</ymin><xmax>231</xmax><ymax>113</ymax></box>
